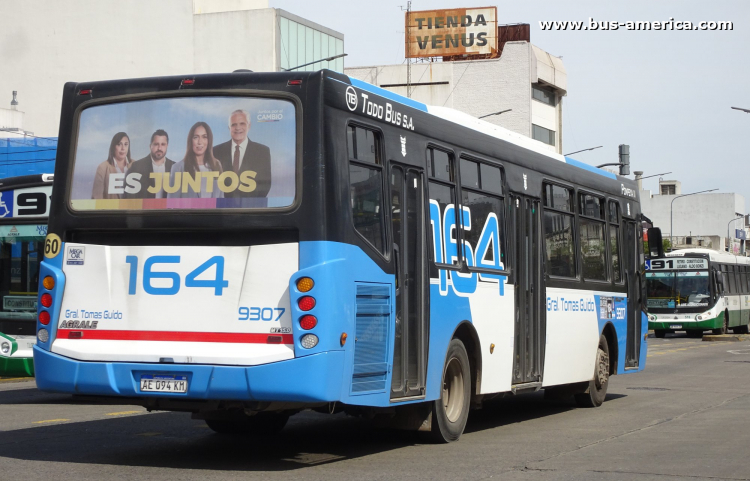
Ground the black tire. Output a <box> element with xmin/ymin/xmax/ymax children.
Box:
<box><xmin>687</xmin><ymin>330</ymin><xmax>704</xmax><ymax>339</ymax></box>
<box><xmin>205</xmin><ymin>411</ymin><xmax>290</xmax><ymax>436</ymax></box>
<box><xmin>654</xmin><ymin>330</ymin><xmax>666</xmax><ymax>338</ymax></box>
<box><xmin>734</xmin><ymin>323</ymin><xmax>749</xmax><ymax>334</ymax></box>
<box><xmin>712</xmin><ymin>311</ymin><xmax>729</xmax><ymax>335</ymax></box>
<box><xmin>429</xmin><ymin>338</ymin><xmax>471</xmax><ymax>443</ymax></box>
<box><xmin>575</xmin><ymin>334</ymin><xmax>609</xmax><ymax>408</ymax></box>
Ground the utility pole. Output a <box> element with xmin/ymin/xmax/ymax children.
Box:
<box><xmin>405</xmin><ymin>1</ymin><xmax>412</xmax><ymax>97</ymax></box>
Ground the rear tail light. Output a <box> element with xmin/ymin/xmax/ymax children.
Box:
<box><xmin>38</xmin><ymin>329</ymin><xmax>49</xmax><ymax>343</ymax></box>
<box><xmin>43</xmin><ymin>276</ymin><xmax>55</xmax><ymax>290</ymax></box>
<box><xmin>296</xmin><ymin>277</ymin><xmax>314</xmax><ymax>292</ymax></box>
<box><xmin>299</xmin><ymin>315</ymin><xmax>317</xmax><ymax>330</ymax></box>
<box><xmin>300</xmin><ymin>334</ymin><xmax>318</xmax><ymax>349</ymax></box>
<box><xmin>40</xmin><ymin>293</ymin><xmax>53</xmax><ymax>308</ymax></box>
<box><xmin>39</xmin><ymin>311</ymin><xmax>50</xmax><ymax>325</ymax></box>
<box><xmin>298</xmin><ymin>296</ymin><xmax>316</xmax><ymax>311</ymax></box>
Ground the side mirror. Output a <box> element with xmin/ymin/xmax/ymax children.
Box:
<box><xmin>647</xmin><ymin>227</ymin><xmax>664</xmax><ymax>258</ymax></box>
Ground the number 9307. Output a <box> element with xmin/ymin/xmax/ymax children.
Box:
<box><xmin>238</xmin><ymin>307</ymin><xmax>286</xmax><ymax>321</ymax></box>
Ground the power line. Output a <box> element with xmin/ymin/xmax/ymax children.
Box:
<box><xmin>0</xmin><ymin>147</ymin><xmax>57</xmax><ymax>156</ymax></box>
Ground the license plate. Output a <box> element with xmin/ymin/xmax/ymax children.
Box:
<box><xmin>669</xmin><ymin>325</ymin><xmax>682</xmax><ymax>329</ymax></box>
<box><xmin>140</xmin><ymin>374</ymin><xmax>188</xmax><ymax>393</ymax></box>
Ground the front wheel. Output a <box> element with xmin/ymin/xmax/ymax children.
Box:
<box><xmin>574</xmin><ymin>334</ymin><xmax>609</xmax><ymax>408</ymax></box>
<box><xmin>429</xmin><ymin>338</ymin><xmax>471</xmax><ymax>443</ymax></box>
<box><xmin>712</xmin><ymin>311</ymin><xmax>729</xmax><ymax>335</ymax></box>
<box><xmin>654</xmin><ymin>330</ymin><xmax>666</xmax><ymax>338</ymax></box>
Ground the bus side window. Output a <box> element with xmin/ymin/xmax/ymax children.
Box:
<box><xmin>542</xmin><ymin>183</ymin><xmax>576</xmax><ymax>278</ymax></box>
<box><xmin>427</xmin><ymin>147</ymin><xmax>458</xmax><ymax>267</ymax></box>
<box><xmin>608</xmin><ymin>201</ymin><xmax>622</xmax><ymax>283</ymax></box>
<box><xmin>578</xmin><ymin>193</ymin><xmax>606</xmax><ymax>281</ymax></box>
<box><xmin>459</xmin><ymin>157</ymin><xmax>505</xmax><ymax>272</ymax></box>
<box><xmin>347</xmin><ymin>125</ymin><xmax>386</xmax><ymax>254</ymax></box>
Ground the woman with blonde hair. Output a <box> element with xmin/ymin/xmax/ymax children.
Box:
<box><xmin>168</xmin><ymin>122</ymin><xmax>224</xmax><ymax>198</ymax></box>
<box><xmin>92</xmin><ymin>132</ymin><xmax>132</xmax><ymax>199</ymax></box>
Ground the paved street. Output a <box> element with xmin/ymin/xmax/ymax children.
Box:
<box><xmin>1</xmin><ymin>336</ymin><xmax>749</xmax><ymax>480</ymax></box>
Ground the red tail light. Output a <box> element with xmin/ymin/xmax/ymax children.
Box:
<box><xmin>41</xmin><ymin>293</ymin><xmax>53</xmax><ymax>308</ymax></box>
<box><xmin>39</xmin><ymin>311</ymin><xmax>50</xmax><ymax>325</ymax></box>
<box><xmin>298</xmin><ymin>296</ymin><xmax>316</xmax><ymax>311</ymax></box>
<box><xmin>299</xmin><ymin>315</ymin><xmax>317</xmax><ymax>330</ymax></box>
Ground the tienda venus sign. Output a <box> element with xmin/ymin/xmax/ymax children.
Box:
<box><xmin>405</xmin><ymin>7</ymin><xmax>498</xmax><ymax>59</ymax></box>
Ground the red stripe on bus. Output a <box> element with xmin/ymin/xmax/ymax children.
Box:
<box><xmin>56</xmin><ymin>329</ymin><xmax>294</xmax><ymax>344</ymax></box>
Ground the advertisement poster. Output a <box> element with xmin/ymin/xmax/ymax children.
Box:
<box><xmin>70</xmin><ymin>96</ymin><xmax>296</xmax><ymax>210</ymax></box>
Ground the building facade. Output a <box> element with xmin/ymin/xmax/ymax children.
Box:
<box><xmin>345</xmin><ymin>30</ymin><xmax>566</xmax><ymax>154</ymax></box>
<box><xmin>0</xmin><ymin>0</ymin><xmax>343</xmax><ymax>137</ymax></box>
<box><xmin>637</xmin><ymin>174</ymin><xmax>747</xmax><ymax>254</ymax></box>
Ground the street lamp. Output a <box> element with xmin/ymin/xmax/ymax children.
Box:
<box><xmin>284</xmin><ymin>53</ymin><xmax>348</xmax><ymax>71</ymax></box>
<box><xmin>564</xmin><ymin>146</ymin><xmax>602</xmax><ymax>156</ymax></box>
<box><xmin>670</xmin><ymin>189</ymin><xmax>719</xmax><ymax>249</ymax></box>
<box><xmin>727</xmin><ymin>215</ymin><xmax>744</xmax><ymax>251</ymax></box>
<box><xmin>478</xmin><ymin>109</ymin><xmax>512</xmax><ymax>119</ymax></box>
<box><xmin>731</xmin><ymin>106</ymin><xmax>750</xmax><ymax>113</ymax></box>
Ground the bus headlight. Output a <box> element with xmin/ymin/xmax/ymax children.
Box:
<box><xmin>649</xmin><ymin>315</ymin><xmax>656</xmax><ymax>321</ymax></box>
<box><xmin>1</xmin><ymin>342</ymin><xmax>10</xmax><ymax>355</ymax></box>
<box><xmin>696</xmin><ymin>315</ymin><xmax>703</xmax><ymax>321</ymax></box>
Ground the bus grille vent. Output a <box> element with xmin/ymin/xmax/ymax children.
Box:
<box><xmin>351</xmin><ymin>283</ymin><xmax>391</xmax><ymax>394</ymax></box>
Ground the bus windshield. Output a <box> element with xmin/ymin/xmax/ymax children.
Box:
<box><xmin>646</xmin><ymin>271</ymin><xmax>712</xmax><ymax>309</ymax></box>
<box><xmin>69</xmin><ymin>95</ymin><xmax>296</xmax><ymax>211</ymax></box>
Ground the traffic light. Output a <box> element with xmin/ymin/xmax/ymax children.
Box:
<box><xmin>618</xmin><ymin>144</ymin><xmax>630</xmax><ymax>176</ymax></box>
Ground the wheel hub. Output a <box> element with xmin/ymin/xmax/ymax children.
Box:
<box><xmin>442</xmin><ymin>357</ymin><xmax>465</xmax><ymax>423</ymax></box>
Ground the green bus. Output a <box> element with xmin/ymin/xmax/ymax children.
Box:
<box><xmin>646</xmin><ymin>248</ymin><xmax>750</xmax><ymax>338</ymax></box>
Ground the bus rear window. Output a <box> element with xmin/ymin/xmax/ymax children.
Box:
<box><xmin>69</xmin><ymin>96</ymin><xmax>296</xmax><ymax>211</ymax></box>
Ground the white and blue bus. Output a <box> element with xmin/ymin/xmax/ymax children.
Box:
<box><xmin>35</xmin><ymin>71</ymin><xmax>647</xmax><ymax>442</ymax></box>
<box><xmin>0</xmin><ymin>174</ymin><xmax>53</xmax><ymax>376</ymax></box>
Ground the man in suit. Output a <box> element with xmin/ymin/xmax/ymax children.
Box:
<box><xmin>213</xmin><ymin>110</ymin><xmax>272</xmax><ymax>198</ymax></box>
<box><xmin>125</xmin><ymin>130</ymin><xmax>175</xmax><ymax>199</ymax></box>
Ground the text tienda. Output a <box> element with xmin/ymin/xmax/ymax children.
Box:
<box><xmin>107</xmin><ymin>171</ymin><xmax>258</xmax><ymax>195</ymax></box>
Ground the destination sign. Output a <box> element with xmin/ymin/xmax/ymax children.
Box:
<box><xmin>647</xmin><ymin>258</ymin><xmax>708</xmax><ymax>270</ymax></box>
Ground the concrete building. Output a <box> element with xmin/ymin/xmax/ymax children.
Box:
<box><xmin>0</xmin><ymin>0</ymin><xmax>344</xmax><ymax>137</ymax></box>
<box><xmin>345</xmin><ymin>27</ymin><xmax>567</xmax><ymax>154</ymax></box>
<box><xmin>636</xmin><ymin>172</ymin><xmax>747</xmax><ymax>254</ymax></box>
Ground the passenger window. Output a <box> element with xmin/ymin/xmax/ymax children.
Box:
<box><xmin>348</xmin><ymin>125</ymin><xmax>384</xmax><ymax>253</ymax></box>
<box><xmin>428</xmin><ymin>147</ymin><xmax>457</xmax><ymax>266</ymax></box>
<box><xmin>543</xmin><ymin>183</ymin><xmax>576</xmax><ymax>278</ymax></box>
<box><xmin>578</xmin><ymin>193</ymin><xmax>606</xmax><ymax>281</ymax></box>
<box><xmin>460</xmin><ymin>157</ymin><xmax>505</xmax><ymax>272</ymax></box>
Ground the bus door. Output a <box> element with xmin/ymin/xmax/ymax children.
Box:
<box><xmin>511</xmin><ymin>194</ymin><xmax>545</xmax><ymax>386</ymax></box>
<box><xmin>624</xmin><ymin>220</ymin><xmax>642</xmax><ymax>368</ymax></box>
<box><xmin>390</xmin><ymin>163</ymin><xmax>428</xmax><ymax>399</ymax></box>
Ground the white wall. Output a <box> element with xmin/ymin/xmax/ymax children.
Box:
<box><xmin>641</xmin><ymin>192</ymin><xmax>745</xmax><ymax>239</ymax></box>
<box><xmin>345</xmin><ymin>42</ymin><xmax>567</xmax><ymax>154</ymax></box>
<box><xmin>0</xmin><ymin>0</ymin><xmax>340</xmax><ymax>137</ymax></box>
<box><xmin>0</xmin><ymin>107</ymin><xmax>24</xmax><ymax>131</ymax></box>
<box><xmin>194</xmin><ymin>8</ymin><xmax>277</xmax><ymax>73</ymax></box>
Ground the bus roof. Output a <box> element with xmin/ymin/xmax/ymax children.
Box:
<box><xmin>666</xmin><ymin>248</ymin><xmax>750</xmax><ymax>264</ymax></box>
<box><xmin>347</xmin><ymin>77</ymin><xmax>619</xmax><ymax>181</ymax></box>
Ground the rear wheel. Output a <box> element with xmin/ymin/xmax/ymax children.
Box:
<box><xmin>205</xmin><ymin>411</ymin><xmax>290</xmax><ymax>436</ymax></box>
<box><xmin>734</xmin><ymin>322</ymin><xmax>749</xmax><ymax>334</ymax></box>
<box><xmin>654</xmin><ymin>330</ymin><xmax>666</xmax><ymax>338</ymax></box>
<box><xmin>429</xmin><ymin>338</ymin><xmax>471</xmax><ymax>443</ymax></box>
<box><xmin>574</xmin><ymin>334</ymin><xmax>609</xmax><ymax>408</ymax></box>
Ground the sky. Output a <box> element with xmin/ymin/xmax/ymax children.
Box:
<box><xmin>270</xmin><ymin>0</ymin><xmax>749</xmax><ymax>208</ymax></box>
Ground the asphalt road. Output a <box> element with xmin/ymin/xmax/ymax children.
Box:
<box><xmin>1</xmin><ymin>336</ymin><xmax>749</xmax><ymax>480</ymax></box>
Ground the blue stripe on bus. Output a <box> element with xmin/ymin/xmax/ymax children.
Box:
<box><xmin>345</xmin><ymin>77</ymin><xmax>429</xmax><ymax>112</ymax></box>
<box><xmin>564</xmin><ymin>157</ymin><xmax>618</xmax><ymax>180</ymax></box>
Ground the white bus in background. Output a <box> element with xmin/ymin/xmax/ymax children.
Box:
<box><xmin>646</xmin><ymin>248</ymin><xmax>750</xmax><ymax>338</ymax></box>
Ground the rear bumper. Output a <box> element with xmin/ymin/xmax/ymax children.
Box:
<box><xmin>33</xmin><ymin>346</ymin><xmax>344</xmax><ymax>402</ymax></box>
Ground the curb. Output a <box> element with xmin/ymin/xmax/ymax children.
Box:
<box><xmin>702</xmin><ymin>335</ymin><xmax>750</xmax><ymax>342</ymax></box>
